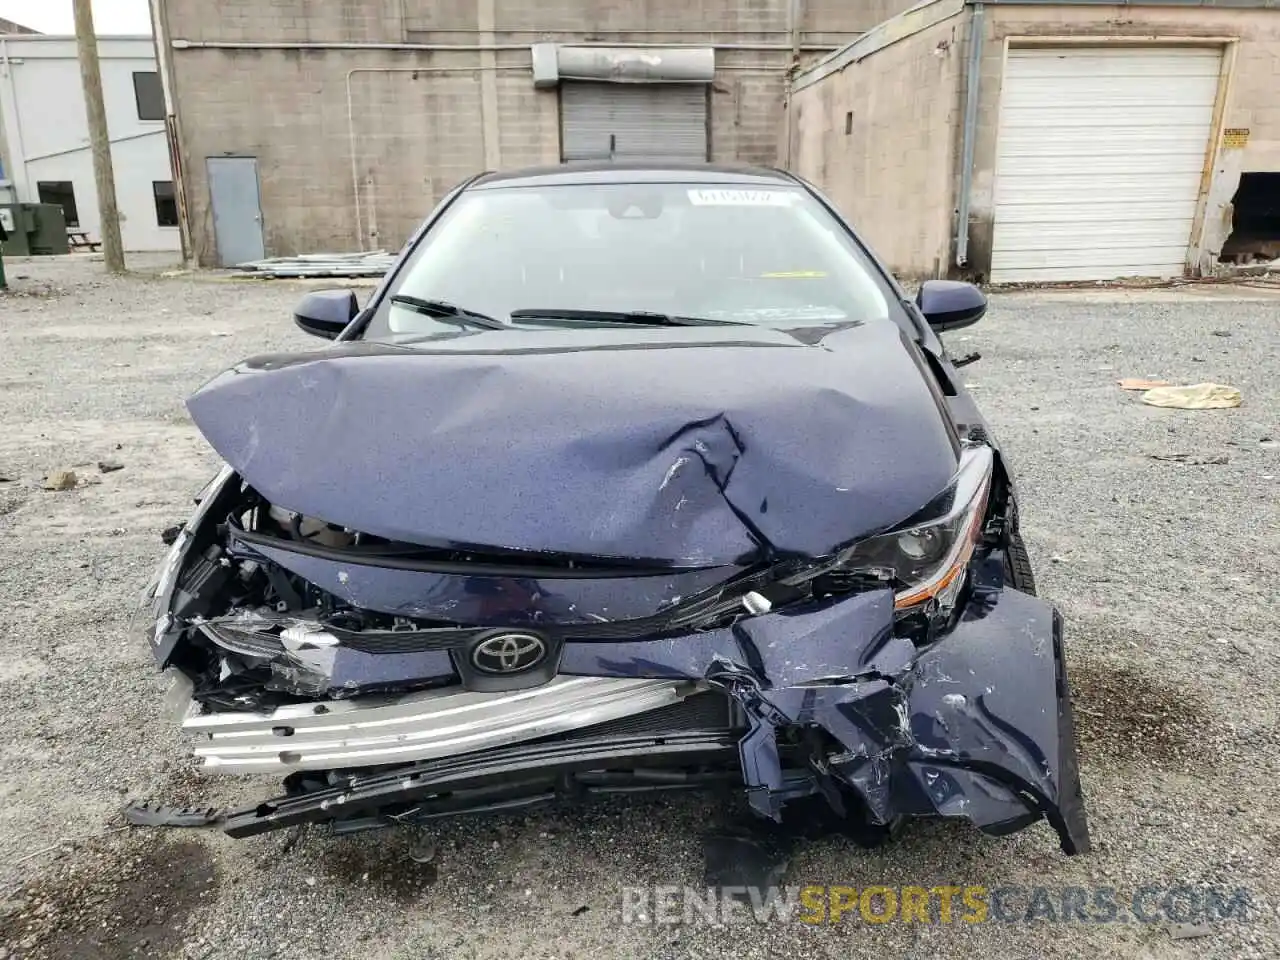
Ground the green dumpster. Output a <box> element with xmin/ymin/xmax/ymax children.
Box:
<box><xmin>29</xmin><ymin>202</ymin><xmax>70</xmax><ymax>255</ymax></box>
<box><xmin>0</xmin><ymin>204</ymin><xmax>31</xmax><ymax>257</ymax></box>
<box><xmin>0</xmin><ymin>203</ymin><xmax>70</xmax><ymax>257</ymax></box>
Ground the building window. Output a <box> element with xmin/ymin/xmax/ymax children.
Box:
<box><xmin>37</xmin><ymin>181</ymin><xmax>79</xmax><ymax>227</ymax></box>
<box><xmin>133</xmin><ymin>71</ymin><xmax>164</xmax><ymax>121</ymax></box>
<box><xmin>153</xmin><ymin>181</ymin><xmax>178</xmax><ymax>227</ymax></box>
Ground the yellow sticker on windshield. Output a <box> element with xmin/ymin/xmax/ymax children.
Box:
<box><xmin>762</xmin><ymin>270</ymin><xmax>827</xmax><ymax>279</ymax></box>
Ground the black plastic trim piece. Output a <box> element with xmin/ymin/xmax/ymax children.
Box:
<box><xmin>231</xmin><ymin>520</ymin><xmax>694</xmax><ymax>579</ymax></box>
<box><xmin>222</xmin><ymin>732</ymin><xmax>744</xmax><ymax>837</ymax></box>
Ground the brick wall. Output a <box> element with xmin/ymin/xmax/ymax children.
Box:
<box><xmin>170</xmin><ymin>0</ymin><xmax>405</xmax><ymax>43</ymax></box>
<box><xmin>408</xmin><ymin>0</ymin><xmax>790</xmax><ymax>34</ymax></box>
<box><xmin>160</xmin><ymin>0</ymin><xmax>924</xmax><ymax>262</ymax></box>
<box><xmin>787</xmin><ymin>9</ymin><xmax>966</xmax><ymax>279</ymax></box>
<box><xmin>710</xmin><ymin>50</ymin><xmax>792</xmax><ymax>165</ymax></box>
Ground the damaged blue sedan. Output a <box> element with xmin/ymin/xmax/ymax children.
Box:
<box><xmin>139</xmin><ymin>162</ymin><xmax>1089</xmax><ymax>854</ymax></box>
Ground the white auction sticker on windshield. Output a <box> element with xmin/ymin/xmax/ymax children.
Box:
<box><xmin>687</xmin><ymin>189</ymin><xmax>796</xmax><ymax>206</ymax></box>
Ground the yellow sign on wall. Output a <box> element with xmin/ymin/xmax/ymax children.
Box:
<box><xmin>1223</xmin><ymin>128</ymin><xmax>1250</xmax><ymax>148</ymax></box>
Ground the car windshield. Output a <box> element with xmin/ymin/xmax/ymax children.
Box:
<box><xmin>361</xmin><ymin>181</ymin><xmax>893</xmax><ymax>341</ymax></box>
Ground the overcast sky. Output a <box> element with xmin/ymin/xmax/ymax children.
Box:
<box><xmin>0</xmin><ymin>0</ymin><xmax>152</xmax><ymax>35</ymax></box>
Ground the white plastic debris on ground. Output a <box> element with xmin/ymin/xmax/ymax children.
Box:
<box><xmin>232</xmin><ymin>250</ymin><xmax>396</xmax><ymax>279</ymax></box>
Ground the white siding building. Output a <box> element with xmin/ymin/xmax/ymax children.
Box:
<box><xmin>0</xmin><ymin>34</ymin><xmax>180</xmax><ymax>252</ymax></box>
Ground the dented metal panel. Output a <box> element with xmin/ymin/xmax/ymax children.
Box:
<box><xmin>185</xmin><ymin>322</ymin><xmax>959</xmax><ymax>565</ymax></box>
<box><xmin>235</xmin><ymin>537</ymin><xmax>740</xmax><ymax>624</ymax></box>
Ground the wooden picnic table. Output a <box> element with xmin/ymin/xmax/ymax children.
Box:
<box><xmin>67</xmin><ymin>229</ymin><xmax>102</xmax><ymax>252</ymax></box>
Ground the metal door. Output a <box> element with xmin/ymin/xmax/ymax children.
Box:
<box><xmin>989</xmin><ymin>46</ymin><xmax>1221</xmax><ymax>283</ymax></box>
<box><xmin>207</xmin><ymin>156</ymin><xmax>265</xmax><ymax>266</ymax></box>
<box><xmin>560</xmin><ymin>83</ymin><xmax>708</xmax><ymax>162</ymax></box>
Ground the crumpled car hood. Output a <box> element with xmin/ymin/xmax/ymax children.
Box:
<box><xmin>186</xmin><ymin>322</ymin><xmax>958</xmax><ymax>565</ymax></box>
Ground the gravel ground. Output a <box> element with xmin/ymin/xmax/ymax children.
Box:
<box><xmin>0</xmin><ymin>255</ymin><xmax>1277</xmax><ymax>959</ymax></box>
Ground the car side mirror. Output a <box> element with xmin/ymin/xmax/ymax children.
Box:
<box><xmin>294</xmin><ymin>289</ymin><xmax>359</xmax><ymax>339</ymax></box>
<box><xmin>917</xmin><ymin>280</ymin><xmax>986</xmax><ymax>332</ymax></box>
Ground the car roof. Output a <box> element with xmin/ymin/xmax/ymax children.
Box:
<box><xmin>470</xmin><ymin>161</ymin><xmax>800</xmax><ymax>190</ymax></box>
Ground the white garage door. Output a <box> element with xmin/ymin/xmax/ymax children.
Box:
<box><xmin>990</xmin><ymin>46</ymin><xmax>1221</xmax><ymax>283</ymax></box>
<box><xmin>560</xmin><ymin>82</ymin><xmax>708</xmax><ymax>162</ymax></box>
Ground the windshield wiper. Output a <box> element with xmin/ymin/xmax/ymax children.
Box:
<box><xmin>508</xmin><ymin>308</ymin><xmax>743</xmax><ymax>328</ymax></box>
<box><xmin>389</xmin><ymin>295</ymin><xmax>506</xmax><ymax>330</ymax></box>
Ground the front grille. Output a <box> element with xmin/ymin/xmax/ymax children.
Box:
<box><xmin>327</xmin><ymin>600</ymin><xmax>732</xmax><ymax>652</ymax></box>
<box><xmin>543</xmin><ymin>691</ymin><xmax>739</xmax><ymax>744</ymax></box>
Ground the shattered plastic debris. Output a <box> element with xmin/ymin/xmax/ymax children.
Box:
<box><xmin>122</xmin><ymin>800</ymin><xmax>226</xmax><ymax>828</ymax></box>
<box><xmin>1147</xmin><ymin>453</ymin><xmax>1229</xmax><ymax>465</ymax></box>
<box><xmin>1140</xmin><ymin>383</ymin><xmax>1242</xmax><ymax>410</ymax></box>
<box><xmin>407</xmin><ymin>839</ymin><xmax>437</xmax><ymax>864</ymax></box>
<box><xmin>703</xmin><ymin>831</ymin><xmax>789</xmax><ymax>894</ymax></box>
<box><xmin>1117</xmin><ymin>378</ymin><xmax>1172</xmax><ymax>391</ymax></box>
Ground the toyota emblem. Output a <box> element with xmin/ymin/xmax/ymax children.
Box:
<box><xmin>470</xmin><ymin>632</ymin><xmax>548</xmax><ymax>674</ymax></box>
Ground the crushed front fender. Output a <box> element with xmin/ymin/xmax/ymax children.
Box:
<box><xmin>712</xmin><ymin>580</ymin><xmax>1090</xmax><ymax>854</ymax></box>
<box><xmin>898</xmin><ymin>589</ymin><xmax>1090</xmax><ymax>853</ymax></box>
<box><xmin>557</xmin><ymin>574</ymin><xmax>1090</xmax><ymax>854</ymax></box>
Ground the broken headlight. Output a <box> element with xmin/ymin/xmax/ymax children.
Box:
<box><xmin>130</xmin><ymin>529</ymin><xmax>187</xmax><ymax>651</ymax></box>
<box><xmin>134</xmin><ymin>466</ymin><xmax>238</xmax><ymax>662</ymax></box>
<box><xmin>839</xmin><ymin>444</ymin><xmax>993</xmax><ymax>612</ymax></box>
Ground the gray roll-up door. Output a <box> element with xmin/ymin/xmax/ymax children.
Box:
<box><xmin>560</xmin><ymin>82</ymin><xmax>708</xmax><ymax>162</ymax></box>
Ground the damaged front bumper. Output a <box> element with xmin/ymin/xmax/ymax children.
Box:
<box><xmin>185</xmin><ymin>676</ymin><xmax>695</xmax><ymax>772</ymax></box>
<box><xmin>196</xmin><ymin>558</ymin><xmax>1089</xmax><ymax>855</ymax></box>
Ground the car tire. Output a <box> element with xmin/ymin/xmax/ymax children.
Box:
<box><xmin>1003</xmin><ymin>502</ymin><xmax>1038</xmax><ymax>596</ymax></box>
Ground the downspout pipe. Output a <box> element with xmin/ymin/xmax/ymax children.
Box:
<box><xmin>955</xmin><ymin>1</ymin><xmax>984</xmax><ymax>268</ymax></box>
<box><xmin>345</xmin><ymin>66</ymin><xmax>524</xmax><ymax>251</ymax></box>
<box><xmin>149</xmin><ymin>0</ymin><xmax>192</xmax><ymax>264</ymax></box>
<box><xmin>784</xmin><ymin>0</ymin><xmax>804</xmax><ymax>168</ymax></box>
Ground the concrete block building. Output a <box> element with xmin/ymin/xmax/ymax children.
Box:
<box><xmin>785</xmin><ymin>0</ymin><xmax>1280</xmax><ymax>282</ymax></box>
<box><xmin>0</xmin><ymin>34</ymin><xmax>181</xmax><ymax>252</ymax></box>
<box><xmin>152</xmin><ymin>0</ymin><xmax>924</xmax><ymax>266</ymax></box>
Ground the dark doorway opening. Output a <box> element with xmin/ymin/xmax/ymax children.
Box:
<box><xmin>153</xmin><ymin>181</ymin><xmax>178</xmax><ymax>226</ymax></box>
<box><xmin>37</xmin><ymin>181</ymin><xmax>79</xmax><ymax>227</ymax></box>
<box><xmin>1220</xmin><ymin>172</ymin><xmax>1280</xmax><ymax>265</ymax></box>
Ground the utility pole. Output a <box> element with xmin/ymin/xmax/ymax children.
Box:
<box><xmin>72</xmin><ymin>0</ymin><xmax>125</xmax><ymax>273</ymax></box>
